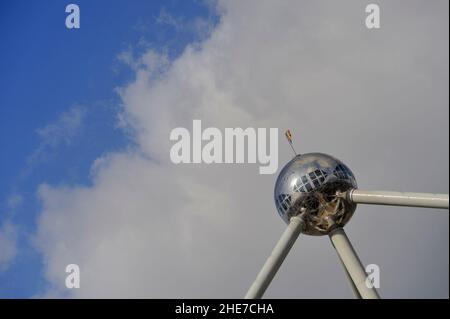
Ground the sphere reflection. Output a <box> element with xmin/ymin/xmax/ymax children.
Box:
<box><xmin>274</xmin><ymin>153</ymin><xmax>357</xmax><ymax>235</ymax></box>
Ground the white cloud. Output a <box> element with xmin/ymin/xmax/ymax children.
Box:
<box><xmin>25</xmin><ymin>105</ymin><xmax>86</xmax><ymax>173</ymax></box>
<box><xmin>36</xmin><ymin>106</ymin><xmax>86</xmax><ymax>148</ymax></box>
<box><xmin>156</xmin><ymin>6</ymin><xmax>217</xmax><ymax>40</ymax></box>
<box><xmin>0</xmin><ymin>222</ymin><xmax>18</xmax><ymax>272</ymax></box>
<box><xmin>156</xmin><ymin>7</ymin><xmax>185</xmax><ymax>31</ymax></box>
<box><xmin>7</xmin><ymin>194</ymin><xmax>23</xmax><ymax>210</ymax></box>
<box><xmin>35</xmin><ymin>0</ymin><xmax>448</xmax><ymax>298</ymax></box>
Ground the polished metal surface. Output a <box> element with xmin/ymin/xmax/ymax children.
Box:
<box><xmin>274</xmin><ymin>153</ymin><xmax>357</xmax><ymax>235</ymax></box>
<box><xmin>245</xmin><ymin>216</ymin><xmax>305</xmax><ymax>299</ymax></box>
<box><xmin>348</xmin><ymin>189</ymin><xmax>449</xmax><ymax>209</ymax></box>
<box><xmin>329</xmin><ymin>228</ymin><xmax>380</xmax><ymax>299</ymax></box>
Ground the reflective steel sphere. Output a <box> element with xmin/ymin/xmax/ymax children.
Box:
<box><xmin>274</xmin><ymin>153</ymin><xmax>357</xmax><ymax>235</ymax></box>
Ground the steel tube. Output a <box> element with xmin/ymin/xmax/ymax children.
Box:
<box><xmin>245</xmin><ymin>216</ymin><xmax>304</xmax><ymax>299</ymax></box>
<box><xmin>329</xmin><ymin>228</ymin><xmax>380</xmax><ymax>299</ymax></box>
<box><xmin>348</xmin><ymin>189</ymin><xmax>449</xmax><ymax>209</ymax></box>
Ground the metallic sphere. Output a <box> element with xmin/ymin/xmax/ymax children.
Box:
<box><xmin>274</xmin><ymin>153</ymin><xmax>357</xmax><ymax>235</ymax></box>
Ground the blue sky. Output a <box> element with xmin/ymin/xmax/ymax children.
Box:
<box><xmin>0</xmin><ymin>0</ymin><xmax>217</xmax><ymax>298</ymax></box>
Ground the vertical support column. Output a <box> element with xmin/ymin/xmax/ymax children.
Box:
<box><xmin>245</xmin><ymin>216</ymin><xmax>305</xmax><ymax>299</ymax></box>
<box><xmin>329</xmin><ymin>228</ymin><xmax>380</xmax><ymax>299</ymax></box>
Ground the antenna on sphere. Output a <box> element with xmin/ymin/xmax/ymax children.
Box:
<box><xmin>285</xmin><ymin>129</ymin><xmax>298</xmax><ymax>157</ymax></box>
